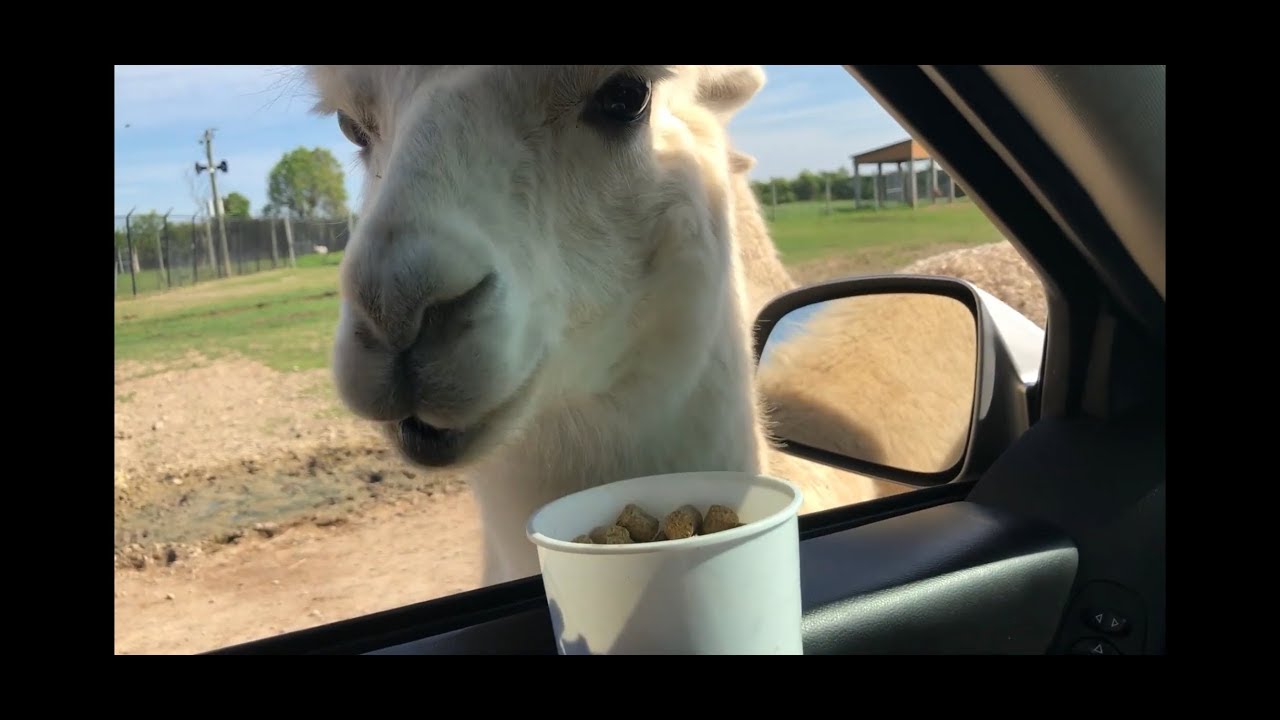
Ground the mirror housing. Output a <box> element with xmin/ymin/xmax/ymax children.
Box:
<box><xmin>752</xmin><ymin>275</ymin><xmax>1045</xmax><ymax>488</ymax></box>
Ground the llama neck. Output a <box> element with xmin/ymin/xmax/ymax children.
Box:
<box><xmin>467</xmin><ymin>283</ymin><xmax>765</xmax><ymax>583</ymax></box>
<box><xmin>465</xmin><ymin>160</ymin><xmax>785</xmax><ymax>585</ymax></box>
<box><xmin>727</xmin><ymin>170</ymin><xmax>796</xmax><ymax>318</ymax></box>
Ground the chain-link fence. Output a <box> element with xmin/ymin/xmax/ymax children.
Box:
<box><xmin>113</xmin><ymin>213</ymin><xmax>354</xmax><ymax>298</ymax></box>
<box><xmin>753</xmin><ymin>162</ymin><xmax>967</xmax><ymax>220</ymax></box>
<box><xmin>866</xmin><ymin>162</ymin><xmax>965</xmax><ymax>208</ymax></box>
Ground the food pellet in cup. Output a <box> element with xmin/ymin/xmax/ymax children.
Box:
<box><xmin>662</xmin><ymin>505</ymin><xmax>703</xmax><ymax>541</ymax></box>
<box><xmin>571</xmin><ymin>503</ymin><xmax>744</xmax><ymax>544</ymax></box>
<box><xmin>702</xmin><ymin>504</ymin><xmax>741</xmax><ymax>535</ymax></box>
<box><xmin>616</xmin><ymin>504</ymin><xmax>661</xmax><ymax>542</ymax></box>
<box><xmin>589</xmin><ymin>525</ymin><xmax>634</xmax><ymax>544</ymax></box>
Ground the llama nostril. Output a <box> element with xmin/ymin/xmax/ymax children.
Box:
<box><xmin>348</xmin><ymin>270</ymin><xmax>498</xmax><ymax>355</ymax></box>
<box><xmin>353</xmin><ymin>320</ymin><xmax>382</xmax><ymax>352</ymax></box>
<box><xmin>410</xmin><ymin>272</ymin><xmax>499</xmax><ymax>348</ymax></box>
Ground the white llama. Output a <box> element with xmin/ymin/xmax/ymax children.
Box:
<box><xmin>312</xmin><ymin>65</ymin><xmax>974</xmax><ymax>585</ymax></box>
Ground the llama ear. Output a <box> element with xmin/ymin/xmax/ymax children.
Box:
<box><xmin>695</xmin><ymin>65</ymin><xmax>766</xmax><ymax>120</ymax></box>
<box><xmin>729</xmin><ymin>149</ymin><xmax>757</xmax><ymax>174</ymax></box>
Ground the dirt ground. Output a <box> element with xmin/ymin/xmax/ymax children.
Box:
<box><xmin>898</xmin><ymin>242</ymin><xmax>1048</xmax><ymax>328</ymax></box>
<box><xmin>788</xmin><ymin>241</ymin><xmax>1047</xmax><ymax>329</ymax></box>
<box><xmin>114</xmin><ymin>492</ymin><xmax>482</xmax><ymax>654</ymax></box>
<box><xmin>113</xmin><ymin>240</ymin><xmax>1046</xmax><ymax>655</ymax></box>
<box><xmin>114</xmin><ymin>356</ymin><xmax>482</xmax><ymax>654</ymax></box>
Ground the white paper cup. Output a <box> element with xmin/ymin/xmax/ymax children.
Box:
<box><xmin>525</xmin><ymin>471</ymin><xmax>804</xmax><ymax>655</ymax></box>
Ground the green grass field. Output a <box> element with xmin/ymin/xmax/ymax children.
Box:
<box><xmin>114</xmin><ymin>200</ymin><xmax>1000</xmax><ymax>374</ymax></box>
<box><xmin>766</xmin><ymin>199</ymin><xmax>998</xmax><ymax>264</ymax></box>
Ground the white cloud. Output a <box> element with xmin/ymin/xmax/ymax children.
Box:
<box><xmin>113</xmin><ymin>160</ymin><xmax>187</xmax><ymax>188</ymax></box>
<box><xmin>114</xmin><ymin>65</ymin><xmax>311</xmax><ymax>131</ymax></box>
<box><xmin>732</xmin><ymin>99</ymin><xmax>909</xmax><ymax>179</ymax></box>
<box><xmin>741</xmin><ymin>81</ymin><xmax>816</xmax><ymax>113</ymax></box>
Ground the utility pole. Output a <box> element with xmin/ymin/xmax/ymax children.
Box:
<box><xmin>161</xmin><ymin>208</ymin><xmax>173</xmax><ymax>289</ymax></box>
<box><xmin>125</xmin><ymin>207</ymin><xmax>138</xmax><ymax>297</ymax></box>
<box><xmin>196</xmin><ymin>129</ymin><xmax>232</xmax><ymax>278</ymax></box>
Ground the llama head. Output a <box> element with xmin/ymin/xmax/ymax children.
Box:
<box><xmin>310</xmin><ymin>65</ymin><xmax>766</xmax><ymax>469</ymax></box>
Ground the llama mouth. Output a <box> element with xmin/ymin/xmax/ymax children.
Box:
<box><xmin>396</xmin><ymin>417</ymin><xmax>469</xmax><ymax>467</ymax></box>
<box><xmin>394</xmin><ymin>354</ymin><xmax>547</xmax><ymax>468</ymax></box>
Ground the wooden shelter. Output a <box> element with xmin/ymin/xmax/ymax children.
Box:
<box><xmin>850</xmin><ymin>138</ymin><xmax>956</xmax><ymax>209</ymax></box>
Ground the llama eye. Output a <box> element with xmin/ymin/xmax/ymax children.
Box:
<box><xmin>338</xmin><ymin>112</ymin><xmax>372</xmax><ymax>148</ymax></box>
<box><xmin>587</xmin><ymin>74</ymin><xmax>652</xmax><ymax>126</ymax></box>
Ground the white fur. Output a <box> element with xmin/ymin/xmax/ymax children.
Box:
<box><xmin>310</xmin><ymin>65</ymin><xmax>966</xmax><ymax>585</ymax></box>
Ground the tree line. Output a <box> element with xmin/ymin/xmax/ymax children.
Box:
<box><xmin>750</xmin><ymin>167</ymin><xmax>871</xmax><ymax>205</ymax></box>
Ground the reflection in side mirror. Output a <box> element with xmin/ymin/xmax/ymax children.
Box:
<box><xmin>756</xmin><ymin>292</ymin><xmax>977</xmax><ymax>477</ymax></box>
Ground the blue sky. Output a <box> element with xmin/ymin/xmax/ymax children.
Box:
<box><xmin>113</xmin><ymin>65</ymin><xmax>909</xmax><ymax>218</ymax></box>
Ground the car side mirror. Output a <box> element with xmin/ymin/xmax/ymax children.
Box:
<box><xmin>752</xmin><ymin>275</ymin><xmax>1045</xmax><ymax>487</ymax></box>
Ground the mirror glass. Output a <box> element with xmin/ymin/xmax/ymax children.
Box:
<box><xmin>756</xmin><ymin>292</ymin><xmax>977</xmax><ymax>475</ymax></box>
